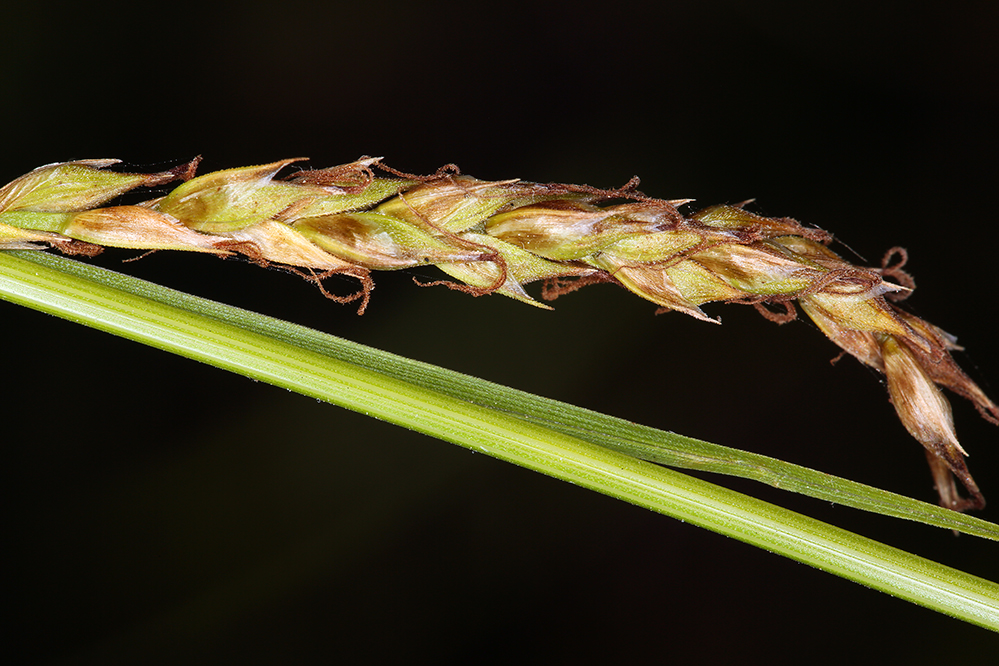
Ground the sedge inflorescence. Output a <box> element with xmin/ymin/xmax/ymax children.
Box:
<box><xmin>1</xmin><ymin>156</ymin><xmax>995</xmax><ymax>510</ymax></box>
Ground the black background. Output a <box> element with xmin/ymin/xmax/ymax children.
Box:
<box><xmin>4</xmin><ymin>1</ymin><xmax>998</xmax><ymax>662</ymax></box>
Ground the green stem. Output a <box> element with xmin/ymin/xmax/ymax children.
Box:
<box><xmin>1</xmin><ymin>249</ymin><xmax>998</xmax><ymax>629</ymax></box>
<box><xmin>6</xmin><ymin>249</ymin><xmax>991</xmax><ymax>539</ymax></box>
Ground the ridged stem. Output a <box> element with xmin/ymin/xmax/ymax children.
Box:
<box><xmin>2</xmin><ymin>249</ymin><xmax>997</xmax><ymax>629</ymax></box>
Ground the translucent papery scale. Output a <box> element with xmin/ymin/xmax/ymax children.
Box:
<box><xmin>0</xmin><ymin>156</ymin><xmax>995</xmax><ymax>511</ymax></box>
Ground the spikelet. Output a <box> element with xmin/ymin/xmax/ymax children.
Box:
<box><xmin>1</xmin><ymin>157</ymin><xmax>995</xmax><ymax>511</ymax></box>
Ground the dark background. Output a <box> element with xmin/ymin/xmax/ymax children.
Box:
<box><xmin>4</xmin><ymin>1</ymin><xmax>998</xmax><ymax>662</ymax></box>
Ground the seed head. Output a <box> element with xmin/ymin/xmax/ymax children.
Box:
<box><xmin>2</xmin><ymin>156</ymin><xmax>994</xmax><ymax>511</ymax></box>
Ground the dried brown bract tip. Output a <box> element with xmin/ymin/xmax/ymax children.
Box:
<box><xmin>881</xmin><ymin>335</ymin><xmax>985</xmax><ymax>511</ymax></box>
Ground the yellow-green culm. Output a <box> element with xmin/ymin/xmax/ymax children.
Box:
<box><xmin>2</xmin><ymin>156</ymin><xmax>995</xmax><ymax>511</ymax></box>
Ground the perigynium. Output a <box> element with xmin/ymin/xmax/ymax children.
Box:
<box><xmin>1</xmin><ymin>156</ymin><xmax>995</xmax><ymax>510</ymax></box>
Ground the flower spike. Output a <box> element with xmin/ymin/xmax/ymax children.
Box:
<box><xmin>1</xmin><ymin>156</ymin><xmax>993</xmax><ymax>510</ymax></box>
